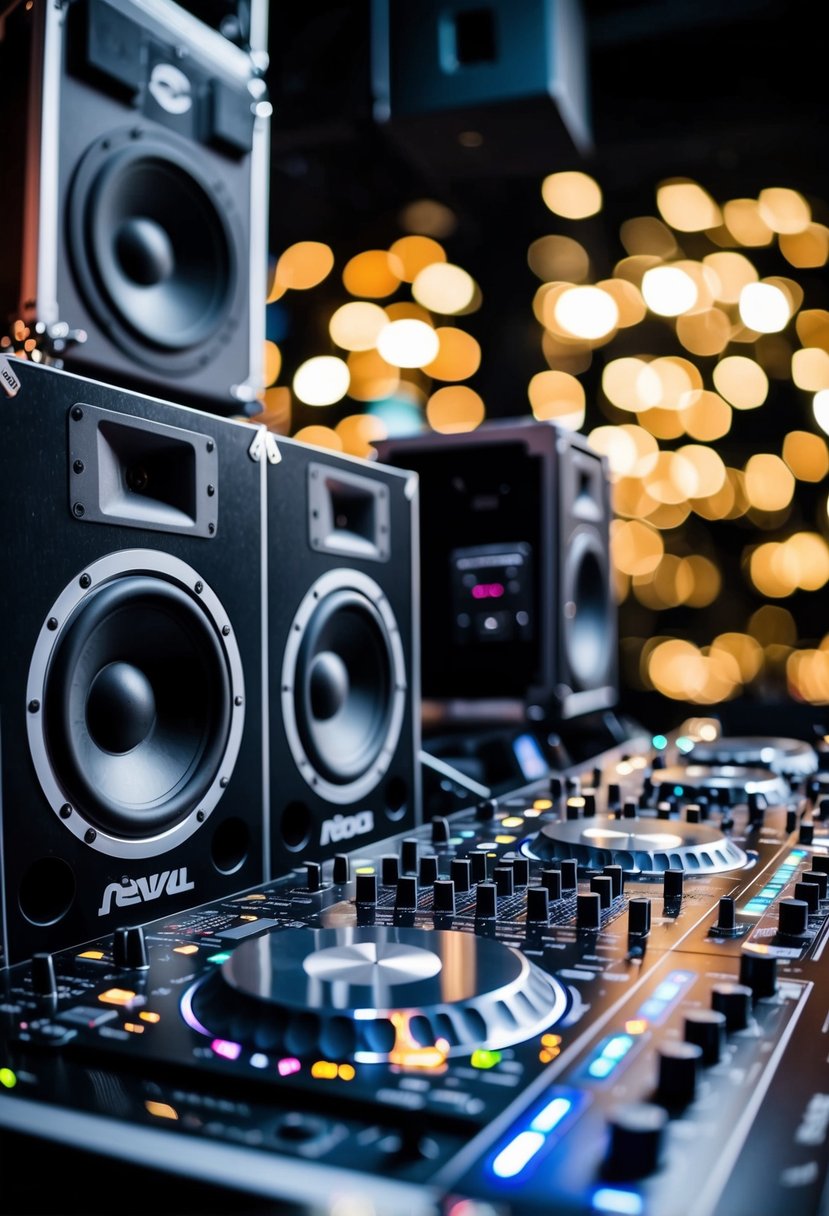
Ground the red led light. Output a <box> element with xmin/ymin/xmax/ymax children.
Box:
<box><xmin>471</xmin><ymin>582</ymin><xmax>505</xmax><ymax>600</ymax></box>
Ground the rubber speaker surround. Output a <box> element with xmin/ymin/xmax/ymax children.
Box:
<box><xmin>281</xmin><ymin>569</ymin><xmax>407</xmax><ymax>805</ymax></box>
<box><xmin>68</xmin><ymin>126</ymin><xmax>241</xmax><ymax>374</ymax></box>
<box><xmin>27</xmin><ymin>550</ymin><xmax>245</xmax><ymax>859</ymax></box>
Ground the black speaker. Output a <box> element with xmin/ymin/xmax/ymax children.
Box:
<box><xmin>0</xmin><ymin>0</ymin><xmax>270</xmax><ymax>416</ymax></box>
<box><xmin>0</xmin><ymin>356</ymin><xmax>267</xmax><ymax>966</ymax></box>
<box><xmin>265</xmin><ymin>437</ymin><xmax>421</xmax><ymax>872</ymax></box>
<box><xmin>374</xmin><ymin>418</ymin><xmax>618</xmax><ymax>725</ymax></box>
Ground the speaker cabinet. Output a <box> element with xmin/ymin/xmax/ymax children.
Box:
<box><xmin>0</xmin><ymin>0</ymin><xmax>270</xmax><ymax>416</ymax></box>
<box><xmin>266</xmin><ymin>438</ymin><xmax>421</xmax><ymax>872</ymax></box>
<box><xmin>0</xmin><ymin>356</ymin><xmax>267</xmax><ymax>966</ymax></box>
<box><xmin>374</xmin><ymin>419</ymin><xmax>617</xmax><ymax>725</ymax></box>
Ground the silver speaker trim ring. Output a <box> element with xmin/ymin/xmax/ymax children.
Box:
<box><xmin>26</xmin><ymin>549</ymin><xmax>245</xmax><ymax>859</ymax></box>
<box><xmin>280</xmin><ymin>569</ymin><xmax>407</xmax><ymax>806</ymax></box>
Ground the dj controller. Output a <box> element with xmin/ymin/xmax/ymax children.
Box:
<box><xmin>2</xmin><ymin>718</ymin><xmax>829</xmax><ymax>1215</ymax></box>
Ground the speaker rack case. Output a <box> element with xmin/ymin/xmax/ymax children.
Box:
<box><xmin>0</xmin><ymin>356</ymin><xmax>269</xmax><ymax>967</ymax></box>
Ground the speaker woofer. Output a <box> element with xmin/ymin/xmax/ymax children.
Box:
<box><xmin>69</xmin><ymin>128</ymin><xmax>239</xmax><ymax>370</ymax></box>
<box><xmin>27</xmin><ymin>550</ymin><xmax>245</xmax><ymax>858</ymax></box>
<box><xmin>564</xmin><ymin>528</ymin><xmax>611</xmax><ymax>689</ymax></box>
<box><xmin>281</xmin><ymin>570</ymin><xmax>407</xmax><ymax>804</ymax></box>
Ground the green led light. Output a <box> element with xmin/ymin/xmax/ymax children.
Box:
<box><xmin>0</xmin><ymin>1068</ymin><xmax>17</xmax><ymax>1089</ymax></box>
<box><xmin>471</xmin><ymin>1049</ymin><xmax>502</xmax><ymax>1070</ymax></box>
<box><xmin>207</xmin><ymin>952</ymin><xmax>232</xmax><ymax>964</ymax></box>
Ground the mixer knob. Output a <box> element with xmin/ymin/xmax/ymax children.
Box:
<box><xmin>381</xmin><ymin>854</ymin><xmax>400</xmax><ymax>886</ymax></box>
<box><xmin>305</xmin><ymin>860</ymin><xmax>322</xmax><ymax>892</ymax></box>
<box><xmin>799</xmin><ymin>820</ymin><xmax>815</xmax><ymax>845</ymax></box>
<box><xmin>812</xmin><ymin>855</ymin><xmax>829</xmax><ymax>876</ymax></box>
<box><xmin>566</xmin><ymin>776</ymin><xmax>580</xmax><ymax>795</ymax></box>
<box><xmin>469</xmin><ymin>851</ymin><xmax>488</xmax><ymax>883</ymax></box>
<box><xmin>684</xmin><ymin>1009</ymin><xmax>726</xmax><ymax>1065</ymax></box>
<box><xmin>355</xmin><ymin>873</ymin><xmax>378</xmax><ymax>905</ymax></box>
<box><xmin>685</xmin><ymin>805</ymin><xmax>701</xmax><ymax>824</ymax></box>
<box><xmin>656</xmin><ymin>801</ymin><xmax>673</xmax><ymax>820</ymax></box>
<box><xmin>541</xmin><ymin>868</ymin><xmax>563</xmax><ymax>900</ymax></box>
<box><xmin>401</xmin><ymin>838</ymin><xmax>418</xmax><ymax>874</ymax></box>
<box><xmin>651</xmin><ymin>754</ymin><xmax>665</xmax><ymax>770</ymax></box>
<box><xmin>802</xmin><ymin>869</ymin><xmax>828</xmax><ymax>899</ymax></box>
<box><xmin>603</xmin><ymin>864</ymin><xmax>624</xmax><ymax>899</ymax></box>
<box><xmin>816</xmin><ymin>796</ymin><xmax>829</xmax><ymax>821</ymax></box>
<box><xmin>419</xmin><ymin>855</ymin><xmax>439</xmax><ymax>886</ymax></box>
<box><xmin>112</xmin><ymin>925</ymin><xmax>149</xmax><ymax>970</ymax></box>
<box><xmin>476</xmin><ymin>797</ymin><xmax>499</xmax><ymax>821</ymax></box>
<box><xmin>739</xmin><ymin>949</ymin><xmax>778</xmax><ymax>999</ymax></box>
<box><xmin>526</xmin><ymin>886</ymin><xmax>550</xmax><ymax>923</ymax></box>
<box><xmin>549</xmin><ymin>776</ymin><xmax>563</xmax><ymax>800</ymax></box>
<box><xmin>31</xmin><ymin>952</ymin><xmax>58</xmax><ymax>997</ymax></box>
<box><xmin>603</xmin><ymin>1102</ymin><xmax>668</xmax><ymax>1181</ymax></box>
<box><xmin>590</xmin><ymin>875</ymin><xmax>613</xmax><ymax>910</ymax></box>
<box><xmin>785</xmin><ymin>808</ymin><xmax>798</xmax><ymax>835</ymax></box>
<box><xmin>606</xmin><ymin>783</ymin><xmax>621</xmax><ymax>811</ymax></box>
<box><xmin>747</xmin><ymin>791</ymin><xmax>764</xmax><ymax>828</ymax></box>
<box><xmin>493</xmin><ymin>867</ymin><xmax>514</xmax><ymax>898</ymax></box>
<box><xmin>332</xmin><ymin>853</ymin><xmax>350</xmax><ymax>884</ymax></box>
<box><xmin>711</xmin><ymin>982</ymin><xmax>753</xmax><ymax>1031</ymax></box>
<box><xmin>577</xmin><ymin>892</ymin><xmax>602</xmax><ymax>930</ymax></box>
<box><xmin>714</xmin><ymin>896</ymin><xmax>737</xmax><ymax>933</ymax></box>
<box><xmin>511</xmin><ymin>857</ymin><xmax>530</xmax><ymax>886</ymax></box>
<box><xmin>663</xmin><ymin>868</ymin><xmax>684</xmax><ymax>901</ymax></box>
<box><xmin>583</xmin><ymin>791</ymin><xmax>597</xmax><ymax>817</ymax></box>
<box><xmin>450</xmin><ymin>858</ymin><xmax>472</xmax><ymax>892</ymax></box>
<box><xmin>621</xmin><ymin>798</ymin><xmax>637</xmax><ymax>819</ymax></box>
<box><xmin>560</xmin><ymin>859</ymin><xmax>579</xmax><ymax>890</ymax></box>
<box><xmin>433</xmin><ymin>879</ymin><xmax>455</xmax><ymax>915</ymax></box>
<box><xmin>591</xmin><ymin>765</ymin><xmax>603</xmax><ymax>789</ymax></box>
<box><xmin>565</xmin><ymin>797</ymin><xmax>582</xmax><ymax>821</ymax></box>
<box><xmin>656</xmin><ymin>1040</ymin><xmax>702</xmax><ymax>1109</ymax></box>
<box><xmin>476</xmin><ymin>882</ymin><xmax>497</xmax><ymax>919</ymax></box>
<box><xmin>778</xmin><ymin>898</ymin><xmax>809</xmax><ymax>937</ymax></box>
<box><xmin>628</xmin><ymin>897</ymin><xmax>651</xmax><ymax>937</ymax></box>
<box><xmin>794</xmin><ymin>881</ymin><xmax>819</xmax><ymax>914</ymax></box>
<box><xmin>431</xmin><ymin>816</ymin><xmax>450</xmax><ymax>846</ymax></box>
<box><xmin>395</xmin><ymin>875</ymin><xmax>418</xmax><ymax>910</ymax></box>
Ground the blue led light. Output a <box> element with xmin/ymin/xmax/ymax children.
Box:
<box><xmin>673</xmin><ymin>785</ymin><xmax>684</xmax><ymax>796</ymax></box>
<box><xmin>489</xmin><ymin>1089</ymin><xmax>581</xmax><ymax>1183</ymax></box>
<box><xmin>593</xmin><ymin>1187</ymin><xmax>644</xmax><ymax>1215</ymax></box>
<box><xmin>633</xmin><ymin>969</ymin><xmax>695</xmax><ymax>1025</ymax></box>
<box><xmin>676</xmin><ymin>736</ymin><xmax>695</xmax><ymax>753</ymax></box>
<box><xmin>652</xmin><ymin>734</ymin><xmax>668</xmax><ymax>750</ymax></box>
<box><xmin>742</xmin><ymin>850</ymin><xmax>810</xmax><ymax>916</ymax></box>
<box><xmin>492</xmin><ymin>1130</ymin><xmax>546</xmax><ymax>1179</ymax></box>
<box><xmin>584</xmin><ymin>1034</ymin><xmax>636</xmax><ymax>1081</ymax></box>
<box><xmin>604</xmin><ymin>1034</ymin><xmax>634</xmax><ymax>1060</ymax></box>
<box><xmin>588</xmin><ymin>1057</ymin><xmax>615</xmax><ymax>1079</ymax></box>
<box><xmin>530</xmin><ymin>1096</ymin><xmax>573</xmax><ymax>1133</ymax></box>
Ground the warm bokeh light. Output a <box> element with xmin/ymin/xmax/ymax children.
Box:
<box><xmin>619</xmin><ymin>215</ymin><xmax>678</xmax><ymax>259</ymax></box>
<box><xmin>376</xmin><ymin>318</ymin><xmax>440</xmax><ymax>367</ymax></box>
<box><xmin>553</xmin><ymin>286</ymin><xmax>619</xmax><ymax>340</ymax></box>
<box><xmin>528</xmin><ymin>370</ymin><xmax>585</xmax><ymax>428</ymax></box>
<box><xmin>423</xmin><ymin>327</ymin><xmax>481</xmax><ymax>381</ymax></box>
<box><xmin>757</xmin><ymin>187</ymin><xmax>811</xmax><ymax>235</ymax></box>
<box><xmin>780</xmin><ymin>224</ymin><xmax>829</xmax><ymax>269</ymax></box>
<box><xmin>541</xmin><ymin>171</ymin><xmax>602</xmax><ymax>219</ymax></box>
<box><xmin>527</xmin><ymin>234</ymin><xmax>590</xmax><ymax>283</ymax></box>
<box><xmin>656</xmin><ymin>179</ymin><xmax>721</xmax><ymax>232</ymax></box>
<box><xmin>743</xmin><ymin>453</ymin><xmax>795</xmax><ymax>511</ymax></box>
<box><xmin>792</xmin><ymin>347</ymin><xmax>829</xmax><ymax>391</ymax></box>
<box><xmin>346</xmin><ymin>349</ymin><xmax>400</xmax><ymax>402</ymax></box>
<box><xmin>678</xmin><ymin>389</ymin><xmax>732</xmax><ymax>440</ymax></box>
<box><xmin>598</xmin><ymin>278</ymin><xmax>647</xmax><ymax>328</ymax></box>
<box><xmin>292</xmin><ymin>425</ymin><xmax>344</xmax><ymax>451</ymax></box>
<box><xmin>274</xmin><ymin>241</ymin><xmax>334</xmax><ymax>291</ymax></box>
<box><xmin>783</xmin><ymin>430</ymin><xmax>829</xmax><ymax>481</ymax></box>
<box><xmin>342</xmin><ymin>249</ymin><xmax>403</xmax><ymax>298</ymax></box>
<box><xmin>738</xmin><ymin>281</ymin><xmax>791</xmax><ymax>333</ymax></box>
<box><xmin>399</xmin><ymin>197</ymin><xmax>458</xmax><ymax>238</ymax></box>
<box><xmin>292</xmin><ymin>355</ymin><xmax>350</xmax><ymax>406</ymax></box>
<box><xmin>722</xmin><ymin>198</ymin><xmax>774</xmax><ymax>246</ymax></box>
<box><xmin>389</xmin><ymin>235</ymin><xmax>446</xmax><ymax>281</ymax></box>
<box><xmin>702</xmin><ymin>251</ymin><xmax>758</xmax><ymax>303</ymax></box>
<box><xmin>641</xmin><ymin>265</ymin><xmax>698</xmax><ymax>316</ymax></box>
<box><xmin>335</xmin><ymin>413</ymin><xmax>388</xmax><ymax>458</ymax></box>
<box><xmin>812</xmin><ymin>389</ymin><xmax>829</xmax><ymax>435</ymax></box>
<box><xmin>412</xmin><ymin>263</ymin><xmax>477</xmax><ymax>314</ymax></box>
<box><xmin>712</xmin><ymin>356</ymin><xmax>768</xmax><ymax>409</ymax></box>
<box><xmin>426</xmin><ymin>385</ymin><xmax>485</xmax><ymax>433</ymax></box>
<box><xmin>611</xmin><ymin>519</ymin><xmax>664</xmax><ymax>576</ymax></box>
<box><xmin>263</xmin><ymin>340</ymin><xmax>281</xmax><ymax>387</ymax></box>
<box><xmin>676</xmin><ymin>308</ymin><xmax>731</xmax><ymax>357</ymax></box>
<box><xmin>329</xmin><ymin>301</ymin><xmax>389</xmax><ymax>351</ymax></box>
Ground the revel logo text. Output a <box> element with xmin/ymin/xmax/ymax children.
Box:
<box><xmin>98</xmin><ymin>868</ymin><xmax>195</xmax><ymax>917</ymax></box>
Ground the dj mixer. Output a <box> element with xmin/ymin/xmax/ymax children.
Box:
<box><xmin>2</xmin><ymin>719</ymin><xmax>829</xmax><ymax>1216</ymax></box>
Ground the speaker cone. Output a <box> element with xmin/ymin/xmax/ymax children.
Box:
<box><xmin>564</xmin><ymin>529</ymin><xmax>611</xmax><ymax>689</ymax></box>
<box><xmin>281</xmin><ymin>570</ymin><xmax>407</xmax><ymax>804</ymax></box>
<box><xmin>69</xmin><ymin>128</ymin><xmax>239</xmax><ymax>371</ymax></box>
<box><xmin>27</xmin><ymin>552</ymin><xmax>245</xmax><ymax>858</ymax></box>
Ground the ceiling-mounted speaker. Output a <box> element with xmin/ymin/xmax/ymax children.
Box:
<box><xmin>371</xmin><ymin>0</ymin><xmax>592</xmax><ymax>179</ymax></box>
<box><xmin>0</xmin><ymin>356</ymin><xmax>267</xmax><ymax>966</ymax></box>
<box><xmin>374</xmin><ymin>418</ymin><xmax>618</xmax><ymax>726</ymax></box>
<box><xmin>0</xmin><ymin>0</ymin><xmax>270</xmax><ymax>417</ymax></box>
<box><xmin>266</xmin><ymin>438</ymin><xmax>421</xmax><ymax>872</ymax></box>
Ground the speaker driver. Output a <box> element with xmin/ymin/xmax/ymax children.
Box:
<box><xmin>281</xmin><ymin>570</ymin><xmax>407</xmax><ymax>804</ymax></box>
<box><xmin>27</xmin><ymin>550</ymin><xmax>245</xmax><ymax>859</ymax></box>
<box><xmin>564</xmin><ymin>528</ymin><xmax>611</xmax><ymax>689</ymax></box>
<box><xmin>69</xmin><ymin>127</ymin><xmax>240</xmax><ymax>372</ymax></box>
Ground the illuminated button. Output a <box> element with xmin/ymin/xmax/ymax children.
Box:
<box><xmin>173</xmin><ymin>944</ymin><xmax>199</xmax><ymax>956</ymax></box>
<box><xmin>603</xmin><ymin>1102</ymin><xmax>667</xmax><ymax>1180</ymax></box>
<box><xmin>98</xmin><ymin>988</ymin><xmax>137</xmax><ymax>1007</ymax></box>
<box><xmin>684</xmin><ymin>1009</ymin><xmax>726</xmax><ymax>1065</ymax></box>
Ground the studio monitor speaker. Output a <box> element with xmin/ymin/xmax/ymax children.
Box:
<box><xmin>374</xmin><ymin>418</ymin><xmax>618</xmax><ymax>726</ymax></box>
<box><xmin>0</xmin><ymin>357</ymin><xmax>267</xmax><ymax>966</ymax></box>
<box><xmin>0</xmin><ymin>0</ymin><xmax>270</xmax><ymax>416</ymax></box>
<box><xmin>266</xmin><ymin>438</ymin><xmax>421</xmax><ymax>872</ymax></box>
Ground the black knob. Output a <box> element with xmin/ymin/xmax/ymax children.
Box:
<box><xmin>711</xmin><ymin>982</ymin><xmax>753</xmax><ymax>1031</ymax></box>
<box><xmin>656</xmin><ymin>801</ymin><xmax>672</xmax><ymax>820</ymax></box>
<box><xmin>549</xmin><ymin>776</ymin><xmax>563</xmax><ymax>799</ymax></box>
<box><xmin>590</xmin><ymin>875</ymin><xmax>613</xmax><ymax>910</ymax></box>
<box><xmin>606</xmin><ymin>782</ymin><xmax>621</xmax><ymax>810</ymax></box>
<box><xmin>541</xmin><ymin>868</ymin><xmax>563</xmax><ymax>900</ymax></box>
<box><xmin>603</xmin><ymin>864</ymin><xmax>624</xmax><ymax>899</ymax></box>
<box><xmin>747</xmin><ymin>791</ymin><xmax>764</xmax><ymax>827</ymax></box>
<box><xmin>450</xmin><ymin>858</ymin><xmax>472</xmax><ymax>892</ymax></box>
<box><xmin>526</xmin><ymin>885</ymin><xmax>550</xmax><ymax>923</ymax></box>
<box><xmin>794</xmin><ymin>880</ymin><xmax>819</xmax><ymax>913</ymax></box>
<box><xmin>577</xmin><ymin>892</ymin><xmax>602</xmax><ymax>930</ymax></box>
<box><xmin>493</xmin><ymin>866</ymin><xmax>514</xmax><ymax>898</ymax></box>
<box><xmin>739</xmin><ymin>949</ymin><xmax>778</xmax><ymax>999</ymax></box>
<box><xmin>816</xmin><ymin>796</ymin><xmax>829</xmax><ymax>820</ymax></box>
<box><xmin>799</xmin><ymin>820</ymin><xmax>815</xmax><ymax>845</ymax></box>
<box><xmin>476</xmin><ymin>797</ymin><xmax>498</xmax><ymax>821</ymax></box>
<box><xmin>469</xmin><ymin>851</ymin><xmax>488</xmax><ymax>883</ymax></box>
<box><xmin>628</xmin><ymin>897</ymin><xmax>651</xmax><ymax>937</ymax></box>
<box><xmin>591</xmin><ymin>765</ymin><xmax>603</xmax><ymax>788</ymax></box>
<box><xmin>656</xmin><ymin>1040</ymin><xmax>702</xmax><ymax>1109</ymax></box>
<box><xmin>433</xmin><ymin>879</ymin><xmax>455</xmax><ymax>915</ymax></box>
<box><xmin>802</xmin><ymin>870</ymin><xmax>828</xmax><ymax>899</ymax></box>
<box><xmin>401</xmin><ymin>838</ymin><xmax>418</xmax><ymax>874</ymax></box>
<box><xmin>583</xmin><ymin>791</ymin><xmax>597</xmax><ymax>818</ymax></box>
<box><xmin>396</xmin><ymin>875</ymin><xmax>418</xmax><ymax>909</ymax></box>
<box><xmin>623</xmin><ymin>798</ymin><xmax>638</xmax><ymax>819</ymax></box>
<box><xmin>663</xmin><ymin>869</ymin><xmax>684</xmax><ymax>901</ymax></box>
<box><xmin>779</xmin><ymin>897</ymin><xmax>809</xmax><ymax>937</ymax></box>
<box><xmin>560</xmin><ymin>859</ymin><xmax>578</xmax><ymax>890</ymax></box>
<box><xmin>31</xmin><ymin>952</ymin><xmax>57</xmax><ymax>997</ymax></box>
<box><xmin>431</xmin><ymin>816</ymin><xmax>450</xmax><ymax>846</ymax></box>
<box><xmin>603</xmin><ymin>1102</ymin><xmax>668</xmax><ymax>1180</ymax></box>
<box><xmin>684</xmin><ymin>1009</ymin><xmax>726</xmax><ymax>1065</ymax></box>
<box><xmin>419</xmin><ymin>855</ymin><xmax>439</xmax><ymax>885</ymax></box>
<box><xmin>355</xmin><ymin>873</ymin><xmax>377</xmax><ymax>905</ymax></box>
<box><xmin>112</xmin><ymin>925</ymin><xmax>148</xmax><ymax>970</ymax></box>
<box><xmin>381</xmin><ymin>854</ymin><xmax>400</xmax><ymax>886</ymax></box>
<box><xmin>566</xmin><ymin>775</ymin><xmax>580</xmax><ymax>795</ymax></box>
<box><xmin>697</xmin><ymin>798</ymin><xmax>711</xmax><ymax>821</ymax></box>
<box><xmin>812</xmin><ymin>855</ymin><xmax>829</xmax><ymax>875</ymax></box>
<box><xmin>305</xmin><ymin>860</ymin><xmax>322</xmax><ymax>891</ymax></box>
<box><xmin>511</xmin><ymin>857</ymin><xmax>530</xmax><ymax>886</ymax></box>
<box><xmin>332</xmin><ymin>853</ymin><xmax>350</xmax><ymax>884</ymax></box>
<box><xmin>476</xmin><ymin>882</ymin><xmax>497</xmax><ymax>919</ymax></box>
<box><xmin>565</xmin><ymin>797</ymin><xmax>582</xmax><ymax>820</ymax></box>
<box><xmin>685</xmin><ymin>805</ymin><xmax>701</xmax><ymax>824</ymax></box>
<box><xmin>785</xmin><ymin>808</ymin><xmax>798</xmax><ymax>834</ymax></box>
<box><xmin>714</xmin><ymin>896</ymin><xmax>737</xmax><ymax>933</ymax></box>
